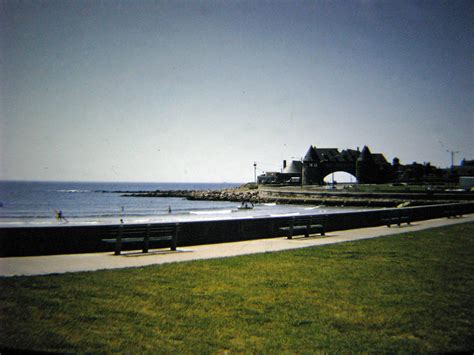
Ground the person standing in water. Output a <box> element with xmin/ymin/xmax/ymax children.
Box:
<box><xmin>54</xmin><ymin>209</ymin><xmax>68</xmax><ymax>223</ymax></box>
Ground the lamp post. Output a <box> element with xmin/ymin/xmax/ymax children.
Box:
<box><xmin>446</xmin><ymin>150</ymin><xmax>460</xmax><ymax>168</ymax></box>
<box><xmin>253</xmin><ymin>162</ymin><xmax>257</xmax><ymax>184</ymax></box>
<box><xmin>446</xmin><ymin>150</ymin><xmax>460</xmax><ymax>188</ymax></box>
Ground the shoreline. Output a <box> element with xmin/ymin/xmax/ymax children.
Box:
<box><xmin>118</xmin><ymin>185</ymin><xmax>474</xmax><ymax>208</ymax></box>
<box><xmin>2</xmin><ymin>202</ymin><xmax>473</xmax><ymax>257</ymax></box>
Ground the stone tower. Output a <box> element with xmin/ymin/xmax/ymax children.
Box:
<box><xmin>356</xmin><ymin>146</ymin><xmax>378</xmax><ymax>183</ymax></box>
<box><xmin>302</xmin><ymin>146</ymin><xmax>322</xmax><ymax>185</ymax></box>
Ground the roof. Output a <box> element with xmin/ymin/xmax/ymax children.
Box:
<box><xmin>303</xmin><ymin>146</ymin><xmax>319</xmax><ymax>162</ymax></box>
<box><xmin>304</xmin><ymin>146</ymin><xmax>361</xmax><ymax>163</ymax></box>
<box><xmin>357</xmin><ymin>146</ymin><xmax>374</xmax><ymax>162</ymax></box>
<box><xmin>336</xmin><ymin>149</ymin><xmax>360</xmax><ymax>162</ymax></box>
<box><xmin>282</xmin><ymin>160</ymin><xmax>303</xmax><ymax>174</ymax></box>
<box><xmin>301</xmin><ymin>145</ymin><xmax>386</xmax><ymax>165</ymax></box>
<box><xmin>372</xmin><ymin>153</ymin><xmax>388</xmax><ymax>165</ymax></box>
<box><xmin>314</xmin><ymin>148</ymin><xmax>340</xmax><ymax>162</ymax></box>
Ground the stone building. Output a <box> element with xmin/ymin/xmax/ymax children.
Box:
<box><xmin>258</xmin><ymin>145</ymin><xmax>390</xmax><ymax>185</ymax></box>
<box><xmin>258</xmin><ymin>144</ymin><xmax>473</xmax><ymax>185</ymax></box>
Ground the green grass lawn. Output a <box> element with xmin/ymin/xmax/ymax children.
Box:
<box><xmin>1</xmin><ymin>223</ymin><xmax>473</xmax><ymax>353</ymax></box>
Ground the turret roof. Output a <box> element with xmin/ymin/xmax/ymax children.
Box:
<box><xmin>357</xmin><ymin>146</ymin><xmax>374</xmax><ymax>162</ymax></box>
<box><xmin>372</xmin><ymin>153</ymin><xmax>388</xmax><ymax>165</ymax></box>
<box><xmin>303</xmin><ymin>146</ymin><xmax>319</xmax><ymax>162</ymax></box>
<box><xmin>282</xmin><ymin>160</ymin><xmax>303</xmax><ymax>174</ymax></box>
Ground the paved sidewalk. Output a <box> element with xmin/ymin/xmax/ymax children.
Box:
<box><xmin>1</xmin><ymin>215</ymin><xmax>472</xmax><ymax>277</ymax></box>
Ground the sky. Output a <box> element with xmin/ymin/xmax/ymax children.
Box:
<box><xmin>1</xmin><ymin>0</ymin><xmax>473</xmax><ymax>183</ymax></box>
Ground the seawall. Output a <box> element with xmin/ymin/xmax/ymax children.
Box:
<box><xmin>1</xmin><ymin>202</ymin><xmax>473</xmax><ymax>257</ymax></box>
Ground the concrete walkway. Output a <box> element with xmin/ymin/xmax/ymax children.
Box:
<box><xmin>1</xmin><ymin>215</ymin><xmax>472</xmax><ymax>277</ymax></box>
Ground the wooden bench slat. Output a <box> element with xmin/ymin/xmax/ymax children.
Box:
<box><xmin>280</xmin><ymin>224</ymin><xmax>323</xmax><ymax>231</ymax></box>
<box><xmin>102</xmin><ymin>236</ymin><xmax>173</xmax><ymax>243</ymax></box>
<box><xmin>110</xmin><ymin>228</ymin><xmax>176</xmax><ymax>234</ymax></box>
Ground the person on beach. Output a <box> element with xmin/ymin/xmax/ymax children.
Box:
<box><xmin>54</xmin><ymin>209</ymin><xmax>68</xmax><ymax>223</ymax></box>
<box><xmin>168</xmin><ymin>206</ymin><xmax>172</xmax><ymax>213</ymax></box>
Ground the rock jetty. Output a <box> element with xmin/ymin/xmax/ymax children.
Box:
<box><xmin>117</xmin><ymin>184</ymin><xmax>473</xmax><ymax>208</ymax></box>
<box><xmin>122</xmin><ymin>187</ymin><xmax>261</xmax><ymax>203</ymax></box>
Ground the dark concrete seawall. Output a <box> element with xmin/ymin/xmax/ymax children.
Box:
<box><xmin>1</xmin><ymin>202</ymin><xmax>473</xmax><ymax>257</ymax></box>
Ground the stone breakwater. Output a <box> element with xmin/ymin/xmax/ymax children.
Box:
<box><xmin>119</xmin><ymin>187</ymin><xmax>471</xmax><ymax>207</ymax></box>
<box><xmin>122</xmin><ymin>189</ymin><xmax>261</xmax><ymax>203</ymax></box>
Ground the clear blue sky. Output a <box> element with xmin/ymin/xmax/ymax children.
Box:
<box><xmin>1</xmin><ymin>0</ymin><xmax>473</xmax><ymax>183</ymax></box>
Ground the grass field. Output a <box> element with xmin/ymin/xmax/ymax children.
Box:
<box><xmin>1</xmin><ymin>222</ymin><xmax>473</xmax><ymax>353</ymax></box>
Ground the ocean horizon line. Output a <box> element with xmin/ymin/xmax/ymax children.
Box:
<box><xmin>0</xmin><ymin>179</ymin><xmax>245</xmax><ymax>185</ymax></box>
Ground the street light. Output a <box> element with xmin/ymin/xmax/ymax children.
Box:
<box><xmin>253</xmin><ymin>162</ymin><xmax>257</xmax><ymax>184</ymax></box>
<box><xmin>446</xmin><ymin>150</ymin><xmax>460</xmax><ymax>168</ymax></box>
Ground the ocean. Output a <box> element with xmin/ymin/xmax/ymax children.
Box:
<box><xmin>0</xmin><ymin>181</ymin><xmax>366</xmax><ymax>227</ymax></box>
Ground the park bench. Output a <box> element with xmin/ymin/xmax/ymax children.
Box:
<box><xmin>279</xmin><ymin>215</ymin><xmax>325</xmax><ymax>239</ymax></box>
<box><xmin>102</xmin><ymin>223</ymin><xmax>179</xmax><ymax>255</ymax></box>
<box><xmin>381</xmin><ymin>212</ymin><xmax>411</xmax><ymax>227</ymax></box>
<box><xmin>443</xmin><ymin>207</ymin><xmax>463</xmax><ymax>219</ymax></box>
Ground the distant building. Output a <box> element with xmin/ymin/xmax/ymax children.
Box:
<box><xmin>455</xmin><ymin>159</ymin><xmax>474</xmax><ymax>177</ymax></box>
<box><xmin>459</xmin><ymin>177</ymin><xmax>474</xmax><ymax>190</ymax></box>
<box><xmin>257</xmin><ymin>144</ymin><xmax>473</xmax><ymax>185</ymax></box>
<box><xmin>258</xmin><ymin>145</ymin><xmax>390</xmax><ymax>185</ymax></box>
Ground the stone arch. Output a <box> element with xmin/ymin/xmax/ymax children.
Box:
<box><xmin>320</xmin><ymin>162</ymin><xmax>357</xmax><ymax>182</ymax></box>
<box><xmin>323</xmin><ymin>171</ymin><xmax>357</xmax><ymax>184</ymax></box>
